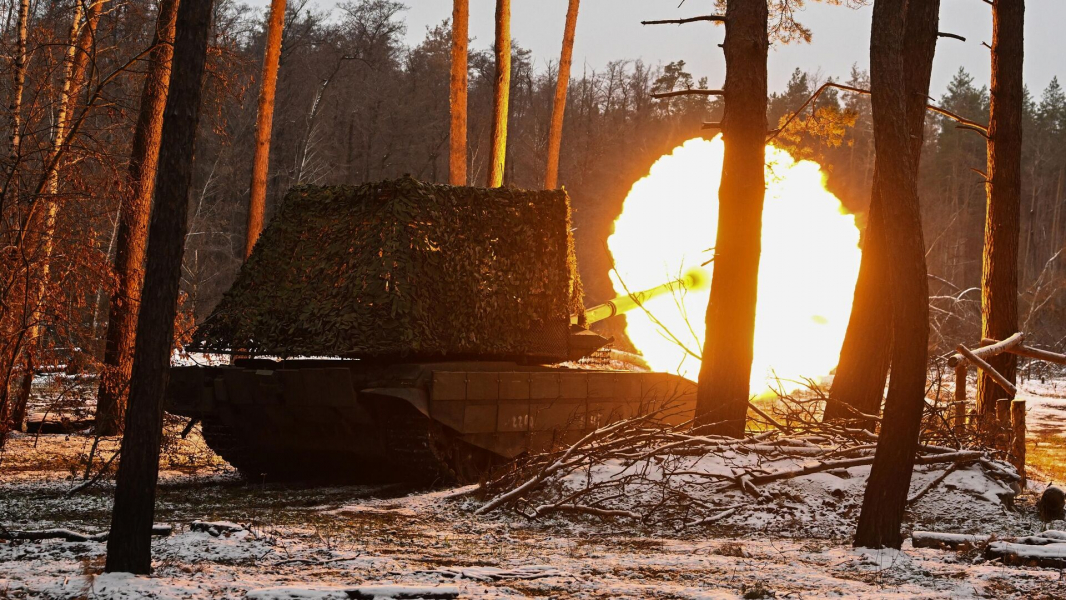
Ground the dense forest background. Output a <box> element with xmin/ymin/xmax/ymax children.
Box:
<box><xmin>2</xmin><ymin>0</ymin><xmax>1064</xmax><ymax>369</ymax></box>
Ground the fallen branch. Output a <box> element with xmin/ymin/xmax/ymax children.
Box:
<box><xmin>0</xmin><ymin>525</ymin><xmax>172</xmax><ymax>542</ymax></box>
<box><xmin>907</xmin><ymin>463</ymin><xmax>961</xmax><ymax>506</ymax></box>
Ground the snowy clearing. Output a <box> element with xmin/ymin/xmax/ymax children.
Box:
<box><xmin>3</xmin><ymin>425</ymin><xmax>1066</xmax><ymax>599</ymax></box>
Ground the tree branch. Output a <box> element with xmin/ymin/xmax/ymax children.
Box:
<box><xmin>937</xmin><ymin>32</ymin><xmax>966</xmax><ymax>42</ymax></box>
<box><xmin>641</xmin><ymin>15</ymin><xmax>726</xmax><ymax>26</ymax></box>
<box><xmin>651</xmin><ymin>89</ymin><xmax>724</xmax><ymax>100</ymax></box>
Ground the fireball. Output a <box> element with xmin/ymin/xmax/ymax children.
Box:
<box><xmin>607</xmin><ymin>136</ymin><xmax>862</xmax><ymax>394</ymax></box>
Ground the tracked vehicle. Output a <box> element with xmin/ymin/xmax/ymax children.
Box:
<box><xmin>166</xmin><ymin>177</ymin><xmax>700</xmax><ymax>483</ymax></box>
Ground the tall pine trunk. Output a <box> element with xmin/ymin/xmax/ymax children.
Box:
<box><xmin>487</xmin><ymin>0</ymin><xmax>510</xmax><ymax>188</ymax></box>
<box><xmin>244</xmin><ymin>0</ymin><xmax>287</xmax><ymax>258</ymax></box>
<box><xmin>448</xmin><ymin>0</ymin><xmax>468</xmax><ymax>186</ymax></box>
<box><xmin>104</xmin><ymin>0</ymin><xmax>213</xmax><ymax>575</ymax></box>
<box><xmin>693</xmin><ymin>0</ymin><xmax>768</xmax><ymax>438</ymax></box>
<box><xmin>543</xmin><ymin>0</ymin><xmax>579</xmax><ymax>190</ymax></box>
<box><xmin>95</xmin><ymin>0</ymin><xmax>180</xmax><ymax>437</ymax></box>
<box><xmin>853</xmin><ymin>0</ymin><xmax>932</xmax><ymax>550</ymax></box>
<box><xmin>976</xmin><ymin>0</ymin><xmax>1024</xmax><ymax>425</ymax></box>
<box><xmin>825</xmin><ymin>0</ymin><xmax>941</xmax><ymax>422</ymax></box>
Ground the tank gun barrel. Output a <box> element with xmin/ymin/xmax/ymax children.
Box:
<box><xmin>573</xmin><ymin>267</ymin><xmax>710</xmax><ymax>325</ymax></box>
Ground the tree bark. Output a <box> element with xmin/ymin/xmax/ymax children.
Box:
<box><xmin>0</xmin><ymin>0</ymin><xmax>31</xmax><ymax>433</ymax></box>
<box><xmin>487</xmin><ymin>0</ymin><xmax>510</xmax><ymax>188</ymax></box>
<box><xmin>10</xmin><ymin>0</ymin><xmax>105</xmax><ymax>430</ymax></box>
<box><xmin>543</xmin><ymin>0</ymin><xmax>580</xmax><ymax>190</ymax></box>
<box><xmin>853</xmin><ymin>0</ymin><xmax>932</xmax><ymax>550</ymax></box>
<box><xmin>244</xmin><ymin>0</ymin><xmax>287</xmax><ymax>259</ymax></box>
<box><xmin>825</xmin><ymin>0</ymin><xmax>941</xmax><ymax>422</ymax></box>
<box><xmin>95</xmin><ymin>0</ymin><xmax>180</xmax><ymax>437</ymax></box>
<box><xmin>693</xmin><ymin>0</ymin><xmax>768</xmax><ymax>438</ymax></box>
<box><xmin>104</xmin><ymin>0</ymin><xmax>213</xmax><ymax>575</ymax></box>
<box><xmin>448</xmin><ymin>0</ymin><xmax>468</xmax><ymax>186</ymax></box>
<box><xmin>7</xmin><ymin>0</ymin><xmax>29</xmax><ymax>184</ymax></box>
<box><xmin>976</xmin><ymin>0</ymin><xmax>1024</xmax><ymax>427</ymax></box>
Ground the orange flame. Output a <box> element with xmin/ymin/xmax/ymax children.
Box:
<box><xmin>608</xmin><ymin>136</ymin><xmax>862</xmax><ymax>394</ymax></box>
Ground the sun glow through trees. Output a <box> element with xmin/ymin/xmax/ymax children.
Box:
<box><xmin>607</xmin><ymin>136</ymin><xmax>862</xmax><ymax>394</ymax></box>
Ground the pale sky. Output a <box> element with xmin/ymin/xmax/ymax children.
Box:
<box><xmin>261</xmin><ymin>0</ymin><xmax>1064</xmax><ymax>98</ymax></box>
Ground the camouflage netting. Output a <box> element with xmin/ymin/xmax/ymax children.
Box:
<box><xmin>191</xmin><ymin>176</ymin><xmax>584</xmax><ymax>362</ymax></box>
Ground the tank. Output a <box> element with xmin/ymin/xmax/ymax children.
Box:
<box><xmin>165</xmin><ymin>177</ymin><xmax>704</xmax><ymax>483</ymax></box>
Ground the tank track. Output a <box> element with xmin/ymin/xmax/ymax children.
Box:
<box><xmin>199</xmin><ymin>417</ymin><xmax>271</xmax><ymax>476</ymax></box>
<box><xmin>378</xmin><ymin>400</ymin><xmax>498</xmax><ymax>485</ymax></box>
<box><xmin>199</xmin><ymin>405</ymin><xmax>494</xmax><ymax>484</ymax></box>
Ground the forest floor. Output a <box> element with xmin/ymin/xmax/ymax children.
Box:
<box><xmin>2</xmin><ymin>375</ymin><xmax>1066</xmax><ymax>599</ymax></box>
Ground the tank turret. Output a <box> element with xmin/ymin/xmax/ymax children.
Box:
<box><xmin>167</xmin><ymin>178</ymin><xmax>699</xmax><ymax>484</ymax></box>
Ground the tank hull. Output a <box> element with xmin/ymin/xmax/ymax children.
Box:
<box><xmin>166</xmin><ymin>360</ymin><xmax>697</xmax><ymax>484</ymax></box>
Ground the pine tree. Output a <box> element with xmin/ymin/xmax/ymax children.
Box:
<box><xmin>105</xmin><ymin>0</ymin><xmax>214</xmax><ymax>574</ymax></box>
<box><xmin>95</xmin><ymin>0</ymin><xmax>181</xmax><ymax>437</ymax></box>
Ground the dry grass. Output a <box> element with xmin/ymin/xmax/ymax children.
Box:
<box><xmin>1027</xmin><ymin>430</ymin><xmax>1066</xmax><ymax>485</ymax></box>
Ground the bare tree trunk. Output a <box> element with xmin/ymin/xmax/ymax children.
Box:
<box><xmin>95</xmin><ymin>0</ymin><xmax>180</xmax><ymax>437</ymax></box>
<box><xmin>448</xmin><ymin>0</ymin><xmax>468</xmax><ymax>186</ymax></box>
<box><xmin>825</xmin><ymin>0</ymin><xmax>940</xmax><ymax>422</ymax></box>
<box><xmin>6</xmin><ymin>0</ymin><xmax>28</xmax><ymax>187</ymax></box>
<box><xmin>487</xmin><ymin>0</ymin><xmax>510</xmax><ymax>188</ymax></box>
<box><xmin>694</xmin><ymin>0</ymin><xmax>768</xmax><ymax>438</ymax></box>
<box><xmin>976</xmin><ymin>0</ymin><xmax>1024</xmax><ymax>427</ymax></box>
<box><xmin>11</xmin><ymin>0</ymin><xmax>105</xmax><ymax>430</ymax></box>
<box><xmin>244</xmin><ymin>0</ymin><xmax>287</xmax><ymax>259</ymax></box>
<box><xmin>0</xmin><ymin>0</ymin><xmax>31</xmax><ymax>432</ymax></box>
<box><xmin>543</xmin><ymin>0</ymin><xmax>579</xmax><ymax>190</ymax></box>
<box><xmin>105</xmin><ymin>0</ymin><xmax>213</xmax><ymax>576</ymax></box>
<box><xmin>853</xmin><ymin>0</ymin><xmax>932</xmax><ymax>550</ymax></box>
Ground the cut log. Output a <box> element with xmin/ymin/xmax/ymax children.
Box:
<box><xmin>986</xmin><ymin>541</ymin><xmax>1066</xmax><ymax>568</ymax></box>
<box><xmin>911</xmin><ymin>531</ymin><xmax>990</xmax><ymax>549</ymax></box>
<box><xmin>955</xmin><ymin>345</ymin><xmax>1018</xmax><ymax>396</ymax></box>
<box><xmin>1010</xmin><ymin>399</ymin><xmax>1026</xmax><ymax>485</ymax></box>
<box><xmin>953</xmin><ymin>363</ymin><xmax>967</xmax><ymax>433</ymax></box>
<box><xmin>981</xmin><ymin>339</ymin><xmax>1066</xmax><ymax>366</ymax></box>
<box><xmin>347</xmin><ymin>587</ymin><xmax>460</xmax><ymax>600</ymax></box>
<box><xmin>948</xmin><ymin>333</ymin><xmax>1024</xmax><ymax>367</ymax></box>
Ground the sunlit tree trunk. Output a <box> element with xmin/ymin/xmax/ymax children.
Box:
<box><xmin>487</xmin><ymin>0</ymin><xmax>510</xmax><ymax>187</ymax></box>
<box><xmin>853</xmin><ymin>0</ymin><xmax>932</xmax><ymax>550</ymax></box>
<box><xmin>543</xmin><ymin>0</ymin><xmax>579</xmax><ymax>190</ymax></box>
<box><xmin>0</xmin><ymin>0</ymin><xmax>31</xmax><ymax>432</ymax></box>
<box><xmin>976</xmin><ymin>0</ymin><xmax>1024</xmax><ymax>426</ymax></box>
<box><xmin>10</xmin><ymin>0</ymin><xmax>105</xmax><ymax>429</ymax></box>
<box><xmin>7</xmin><ymin>0</ymin><xmax>29</xmax><ymax>185</ymax></box>
<box><xmin>824</xmin><ymin>0</ymin><xmax>940</xmax><ymax>422</ymax></box>
<box><xmin>693</xmin><ymin>0</ymin><xmax>768</xmax><ymax>438</ymax></box>
<box><xmin>105</xmin><ymin>0</ymin><xmax>213</xmax><ymax>575</ymax></box>
<box><xmin>96</xmin><ymin>0</ymin><xmax>180</xmax><ymax>437</ymax></box>
<box><xmin>448</xmin><ymin>0</ymin><xmax>468</xmax><ymax>186</ymax></box>
<box><xmin>244</xmin><ymin>0</ymin><xmax>287</xmax><ymax>258</ymax></box>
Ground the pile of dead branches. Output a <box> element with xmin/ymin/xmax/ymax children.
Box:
<box><xmin>474</xmin><ymin>395</ymin><xmax>1021</xmax><ymax>531</ymax></box>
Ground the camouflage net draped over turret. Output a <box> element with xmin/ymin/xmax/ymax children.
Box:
<box><xmin>191</xmin><ymin>177</ymin><xmax>584</xmax><ymax>362</ymax></box>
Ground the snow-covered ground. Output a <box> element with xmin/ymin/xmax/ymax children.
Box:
<box><xmin>4</xmin><ymin>370</ymin><xmax>1066</xmax><ymax>598</ymax></box>
<box><xmin>2</xmin><ymin>427</ymin><xmax>1066</xmax><ymax>599</ymax></box>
